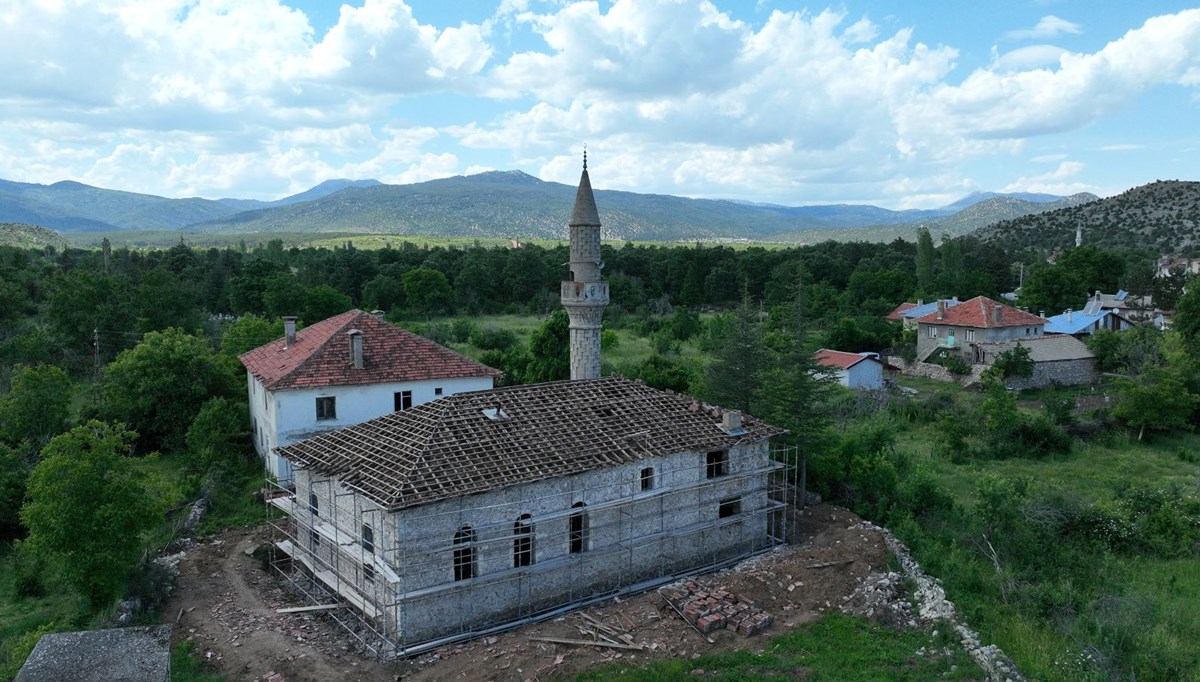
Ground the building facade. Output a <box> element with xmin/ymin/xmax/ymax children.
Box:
<box><xmin>240</xmin><ymin>310</ymin><xmax>499</xmax><ymax>482</ymax></box>
<box><xmin>274</xmin><ymin>376</ymin><xmax>787</xmax><ymax>652</ymax></box>
<box><xmin>914</xmin><ymin>296</ymin><xmax>1047</xmax><ymax>364</ymax></box>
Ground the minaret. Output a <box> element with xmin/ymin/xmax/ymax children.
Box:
<box><xmin>561</xmin><ymin>149</ymin><xmax>609</xmax><ymax>380</ymax></box>
<box><xmin>1075</xmin><ymin>226</ymin><xmax>1082</xmax><ymax>248</ymax></box>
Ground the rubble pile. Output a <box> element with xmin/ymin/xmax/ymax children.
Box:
<box><xmin>839</xmin><ymin>571</ymin><xmax>917</xmax><ymax>628</ymax></box>
<box><xmin>851</xmin><ymin>521</ymin><xmax>1026</xmax><ymax>682</ymax></box>
<box><xmin>659</xmin><ymin>581</ymin><xmax>772</xmax><ymax>637</ymax></box>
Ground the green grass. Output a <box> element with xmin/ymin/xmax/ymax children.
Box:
<box><xmin>575</xmin><ymin>613</ymin><xmax>981</xmax><ymax>681</ymax></box>
<box><xmin>171</xmin><ymin>641</ymin><xmax>226</xmax><ymax>682</ymax></box>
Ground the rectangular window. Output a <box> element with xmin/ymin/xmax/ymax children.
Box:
<box><xmin>309</xmin><ymin>529</ymin><xmax>320</xmax><ymax>549</ymax></box>
<box><xmin>394</xmin><ymin>390</ymin><xmax>413</xmax><ymax>412</ymax></box>
<box><xmin>308</xmin><ymin>492</ymin><xmax>319</xmax><ymax>516</ymax></box>
<box><xmin>362</xmin><ymin>524</ymin><xmax>374</xmax><ymax>555</ymax></box>
<box><xmin>928</xmin><ymin>326</ymin><xmax>938</xmax><ymax>338</ymax></box>
<box><xmin>513</xmin><ymin>515</ymin><xmax>534</xmax><ymax>567</ymax></box>
<box><xmin>640</xmin><ymin>467</ymin><xmax>655</xmax><ymax>491</ymax></box>
<box><xmin>363</xmin><ymin>563</ymin><xmax>375</xmax><ymax>584</ymax></box>
<box><xmin>966</xmin><ymin>329</ymin><xmax>975</xmax><ymax>342</ymax></box>
<box><xmin>706</xmin><ymin>450</ymin><xmax>729</xmax><ymax>479</ymax></box>
<box><xmin>719</xmin><ymin>497</ymin><xmax>742</xmax><ymax>518</ymax></box>
<box><xmin>316</xmin><ymin>396</ymin><xmax>336</xmax><ymax>421</ymax></box>
<box><xmin>434</xmin><ymin>387</ymin><xmax>443</xmax><ymax>396</ymax></box>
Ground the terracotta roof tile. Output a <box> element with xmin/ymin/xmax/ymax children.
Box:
<box><xmin>238</xmin><ymin>310</ymin><xmax>500</xmax><ymax>391</ymax></box>
<box><xmin>813</xmin><ymin>349</ymin><xmax>877</xmax><ymax>370</ymax></box>
<box><xmin>279</xmin><ymin>376</ymin><xmax>785</xmax><ymax>511</ymax></box>
<box><xmin>913</xmin><ymin>296</ymin><xmax>1047</xmax><ymax>329</ymax></box>
<box><xmin>885</xmin><ymin>302</ymin><xmax>917</xmax><ymax>321</ymax></box>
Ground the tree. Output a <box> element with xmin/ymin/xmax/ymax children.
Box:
<box><xmin>98</xmin><ymin>329</ymin><xmax>239</xmax><ymax>452</ymax></box>
<box><xmin>0</xmin><ymin>364</ymin><xmax>72</xmax><ymax>451</ymax></box>
<box><xmin>219</xmin><ymin>314</ymin><xmax>284</xmax><ymax>358</ymax></box>
<box><xmin>21</xmin><ymin>421</ymin><xmax>161</xmax><ymax>607</ymax></box>
<box><xmin>402</xmin><ymin>268</ymin><xmax>454</xmax><ymax>314</ymax></box>
<box><xmin>303</xmin><ymin>284</ymin><xmax>352</xmax><ymax>322</ymax></box>
<box><xmin>631</xmin><ymin>354</ymin><xmax>694</xmax><ymax>393</ymax></box>
<box><xmin>262</xmin><ymin>272</ymin><xmax>308</xmax><ymax>319</ymax></box>
<box><xmin>991</xmin><ymin>344</ymin><xmax>1034</xmax><ymax>379</ymax></box>
<box><xmin>185</xmin><ymin>397</ymin><xmax>251</xmax><ymax>473</ymax></box>
<box><xmin>703</xmin><ymin>292</ymin><xmax>767</xmax><ymax>414</ymax></box>
<box><xmin>1112</xmin><ymin>333</ymin><xmax>1199</xmax><ymax>441</ymax></box>
<box><xmin>915</xmin><ymin>228</ymin><xmax>935</xmax><ymax>295</ymax></box>
<box><xmin>0</xmin><ymin>443</ymin><xmax>26</xmax><ymax>538</ymax></box>
<box><xmin>758</xmin><ymin>281</ymin><xmax>836</xmax><ymax>456</ymax></box>
<box><xmin>524</xmin><ymin>310</ymin><xmax>570</xmax><ymax>383</ymax></box>
<box><xmin>1018</xmin><ymin>265</ymin><xmax>1084</xmax><ymax>315</ymax></box>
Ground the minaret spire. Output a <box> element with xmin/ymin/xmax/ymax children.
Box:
<box><xmin>561</xmin><ymin>149</ymin><xmax>608</xmax><ymax>381</ymax></box>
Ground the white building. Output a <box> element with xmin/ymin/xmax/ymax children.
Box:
<box><xmin>239</xmin><ymin>309</ymin><xmax>499</xmax><ymax>482</ymax></box>
<box><xmin>813</xmin><ymin>349</ymin><xmax>885</xmax><ymax>390</ymax></box>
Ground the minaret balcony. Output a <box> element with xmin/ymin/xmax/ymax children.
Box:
<box><xmin>561</xmin><ymin>280</ymin><xmax>609</xmax><ymax>307</ymax></box>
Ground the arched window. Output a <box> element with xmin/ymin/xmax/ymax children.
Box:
<box><xmin>453</xmin><ymin>526</ymin><xmax>476</xmax><ymax>581</ymax></box>
<box><xmin>569</xmin><ymin>502</ymin><xmax>588</xmax><ymax>554</ymax></box>
<box><xmin>513</xmin><ymin>514</ymin><xmax>534</xmax><ymax>567</ymax></box>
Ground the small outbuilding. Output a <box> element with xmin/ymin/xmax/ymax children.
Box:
<box><xmin>813</xmin><ymin>349</ymin><xmax>885</xmax><ymax>390</ymax></box>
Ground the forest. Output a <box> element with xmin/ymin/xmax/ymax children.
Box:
<box><xmin>1</xmin><ymin>231</ymin><xmax>1199</xmax><ymax>681</ymax></box>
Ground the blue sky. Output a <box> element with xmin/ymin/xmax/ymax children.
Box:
<box><xmin>1</xmin><ymin>0</ymin><xmax>1197</xmax><ymax>209</ymax></box>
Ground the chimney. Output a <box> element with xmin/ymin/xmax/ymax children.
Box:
<box><xmin>936</xmin><ymin>300</ymin><xmax>945</xmax><ymax>320</ymax></box>
<box><xmin>348</xmin><ymin>330</ymin><xmax>364</xmax><ymax>369</ymax></box>
<box><xmin>1039</xmin><ymin>310</ymin><xmax>1045</xmax><ymax>319</ymax></box>
<box><xmin>952</xmin><ymin>296</ymin><xmax>959</xmax><ymax>302</ymax></box>
<box><xmin>283</xmin><ymin>316</ymin><xmax>297</xmax><ymax>348</ymax></box>
<box><xmin>916</xmin><ymin>298</ymin><xmax>924</xmax><ymax>307</ymax></box>
<box><xmin>993</xmin><ymin>305</ymin><xmax>1003</xmax><ymax>325</ymax></box>
<box><xmin>371</xmin><ymin>310</ymin><xmax>385</xmax><ymax>321</ymax></box>
<box><xmin>722</xmin><ymin>410</ymin><xmax>743</xmax><ymax>432</ymax></box>
<box><xmin>1066</xmin><ymin>309</ymin><xmax>1072</xmax><ymax>323</ymax></box>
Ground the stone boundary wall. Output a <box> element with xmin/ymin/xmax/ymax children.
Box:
<box><xmin>885</xmin><ymin>357</ymin><xmax>987</xmax><ymax>386</ymax></box>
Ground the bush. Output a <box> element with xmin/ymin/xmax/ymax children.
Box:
<box><xmin>942</xmin><ymin>355</ymin><xmax>971</xmax><ymax>375</ymax></box>
<box><xmin>450</xmin><ymin>319</ymin><xmax>478</xmax><ymax>343</ymax></box>
<box><xmin>468</xmin><ymin>326</ymin><xmax>517</xmax><ymax>351</ymax></box>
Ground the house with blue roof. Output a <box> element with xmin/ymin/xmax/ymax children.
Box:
<box><xmin>1044</xmin><ymin>302</ymin><xmax>1133</xmax><ymax>337</ymax></box>
<box><xmin>886</xmin><ymin>298</ymin><xmax>961</xmax><ymax>329</ymax></box>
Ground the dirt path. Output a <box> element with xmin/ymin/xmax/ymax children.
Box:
<box><xmin>164</xmin><ymin>505</ymin><xmax>888</xmax><ymax>681</ymax></box>
<box><xmin>164</xmin><ymin>527</ymin><xmax>391</xmax><ymax>681</ymax></box>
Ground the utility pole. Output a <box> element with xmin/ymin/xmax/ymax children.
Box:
<box><xmin>93</xmin><ymin>328</ymin><xmax>101</xmax><ymax>378</ymax></box>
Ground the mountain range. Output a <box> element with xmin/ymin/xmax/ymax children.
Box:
<box><xmin>0</xmin><ymin>171</ymin><xmax>1090</xmax><ymax>243</ymax></box>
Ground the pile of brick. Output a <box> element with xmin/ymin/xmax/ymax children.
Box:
<box><xmin>660</xmin><ymin>581</ymin><xmax>772</xmax><ymax>637</ymax></box>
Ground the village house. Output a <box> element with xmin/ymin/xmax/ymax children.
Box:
<box><xmin>265</xmin><ymin>155</ymin><xmax>792</xmax><ymax>656</ymax></box>
<box><xmin>975</xmin><ymin>335</ymin><xmax>1097</xmax><ymax>388</ymax></box>
<box><xmin>1044</xmin><ymin>298</ymin><xmax>1133</xmax><ymax>337</ymax></box>
<box><xmin>1089</xmin><ymin>289</ymin><xmax>1155</xmax><ymax>324</ymax></box>
<box><xmin>885</xmin><ymin>298</ymin><xmax>960</xmax><ymax>329</ymax></box>
<box><xmin>239</xmin><ymin>310</ymin><xmax>500</xmax><ymax>482</ymax></box>
<box><xmin>914</xmin><ymin>295</ymin><xmax>1047</xmax><ymax>364</ymax></box>
<box><xmin>813</xmin><ymin>349</ymin><xmax>885</xmax><ymax>390</ymax></box>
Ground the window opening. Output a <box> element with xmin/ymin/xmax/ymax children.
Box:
<box><xmin>706</xmin><ymin>450</ymin><xmax>729</xmax><ymax>479</ymax></box>
<box><xmin>569</xmin><ymin>502</ymin><xmax>587</xmax><ymax>554</ymax></box>
<box><xmin>453</xmin><ymin>526</ymin><xmax>476</xmax><ymax>581</ymax></box>
<box><xmin>640</xmin><ymin>467</ymin><xmax>655</xmax><ymax>491</ymax></box>
<box><xmin>513</xmin><ymin>514</ymin><xmax>534</xmax><ymax>567</ymax></box>
<box><xmin>363</xmin><ymin>563</ymin><xmax>375</xmax><ymax>584</ymax></box>
<box><xmin>394</xmin><ymin>390</ymin><xmax>413</xmax><ymax>412</ymax></box>
<box><xmin>308</xmin><ymin>492</ymin><xmax>319</xmax><ymax>516</ymax></box>
<box><xmin>362</xmin><ymin>524</ymin><xmax>374</xmax><ymax>554</ymax></box>
<box><xmin>316</xmin><ymin>396</ymin><xmax>336</xmax><ymax>421</ymax></box>
<box><xmin>719</xmin><ymin>497</ymin><xmax>742</xmax><ymax>518</ymax></box>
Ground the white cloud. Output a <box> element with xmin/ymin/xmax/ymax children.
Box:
<box><xmin>1100</xmin><ymin>143</ymin><xmax>1145</xmax><ymax>151</ymax></box>
<box><xmin>991</xmin><ymin>44</ymin><xmax>1067</xmax><ymax>71</ymax></box>
<box><xmin>1003</xmin><ymin>15</ymin><xmax>1082</xmax><ymax>41</ymax></box>
<box><xmin>1001</xmin><ymin>160</ymin><xmax>1093</xmax><ymax>195</ymax></box>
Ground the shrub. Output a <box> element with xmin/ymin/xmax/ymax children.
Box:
<box><xmin>942</xmin><ymin>355</ymin><xmax>971</xmax><ymax>375</ymax></box>
<box><xmin>468</xmin><ymin>326</ymin><xmax>517</xmax><ymax>351</ymax></box>
<box><xmin>450</xmin><ymin>319</ymin><xmax>478</xmax><ymax>343</ymax></box>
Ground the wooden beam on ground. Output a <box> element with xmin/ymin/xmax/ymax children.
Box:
<box><xmin>276</xmin><ymin>604</ymin><xmax>342</xmax><ymax>614</ymax></box>
<box><xmin>527</xmin><ymin>636</ymin><xmax>642</xmax><ymax>651</ymax></box>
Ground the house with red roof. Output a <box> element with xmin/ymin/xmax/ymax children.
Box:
<box><xmin>914</xmin><ymin>296</ymin><xmax>1047</xmax><ymax>363</ymax></box>
<box><xmin>813</xmin><ymin>349</ymin><xmax>884</xmax><ymax>389</ymax></box>
<box><xmin>239</xmin><ymin>309</ymin><xmax>500</xmax><ymax>482</ymax></box>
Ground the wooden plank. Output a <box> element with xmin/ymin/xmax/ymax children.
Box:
<box><xmin>276</xmin><ymin>604</ymin><xmax>342</xmax><ymax>614</ymax></box>
<box><xmin>527</xmin><ymin>636</ymin><xmax>642</xmax><ymax>651</ymax></box>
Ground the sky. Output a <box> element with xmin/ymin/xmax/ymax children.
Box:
<box><xmin>1</xmin><ymin>0</ymin><xmax>1198</xmax><ymax>209</ymax></box>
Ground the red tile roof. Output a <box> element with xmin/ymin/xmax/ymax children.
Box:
<box><xmin>912</xmin><ymin>296</ymin><xmax>1047</xmax><ymax>329</ymax></box>
<box><xmin>238</xmin><ymin>310</ymin><xmax>500</xmax><ymax>391</ymax></box>
<box><xmin>814</xmin><ymin>349</ymin><xmax>878</xmax><ymax>370</ymax></box>
<box><xmin>885</xmin><ymin>302</ymin><xmax>917</xmax><ymax>321</ymax></box>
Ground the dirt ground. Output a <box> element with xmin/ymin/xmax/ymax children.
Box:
<box><xmin>164</xmin><ymin>504</ymin><xmax>886</xmax><ymax>682</ymax></box>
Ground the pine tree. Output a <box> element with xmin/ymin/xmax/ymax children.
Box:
<box><xmin>703</xmin><ymin>290</ymin><xmax>766</xmax><ymax>414</ymax></box>
<box><xmin>916</xmin><ymin>228</ymin><xmax>935</xmax><ymax>296</ymax></box>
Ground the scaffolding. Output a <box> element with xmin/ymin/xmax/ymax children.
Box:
<box><xmin>266</xmin><ymin>443</ymin><xmax>798</xmax><ymax>659</ymax></box>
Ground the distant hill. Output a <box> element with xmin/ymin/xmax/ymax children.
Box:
<box><xmin>216</xmin><ymin>178</ymin><xmax>383</xmax><ymax>211</ymax></box>
<box><xmin>0</xmin><ymin>178</ymin><xmax>238</xmax><ymax>232</ymax></box>
<box><xmin>0</xmin><ymin>222</ymin><xmax>68</xmax><ymax>249</ymax></box>
<box><xmin>771</xmin><ymin>193</ymin><xmax>1099</xmax><ymax>244</ymax></box>
<box><xmin>0</xmin><ymin>171</ymin><xmax>1086</xmax><ymax>242</ymax></box>
<box><xmin>973</xmin><ymin>180</ymin><xmax>1200</xmax><ymax>254</ymax></box>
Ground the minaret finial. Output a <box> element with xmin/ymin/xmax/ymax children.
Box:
<box><xmin>583</xmin><ymin>144</ymin><xmax>587</xmax><ymax>171</ymax></box>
